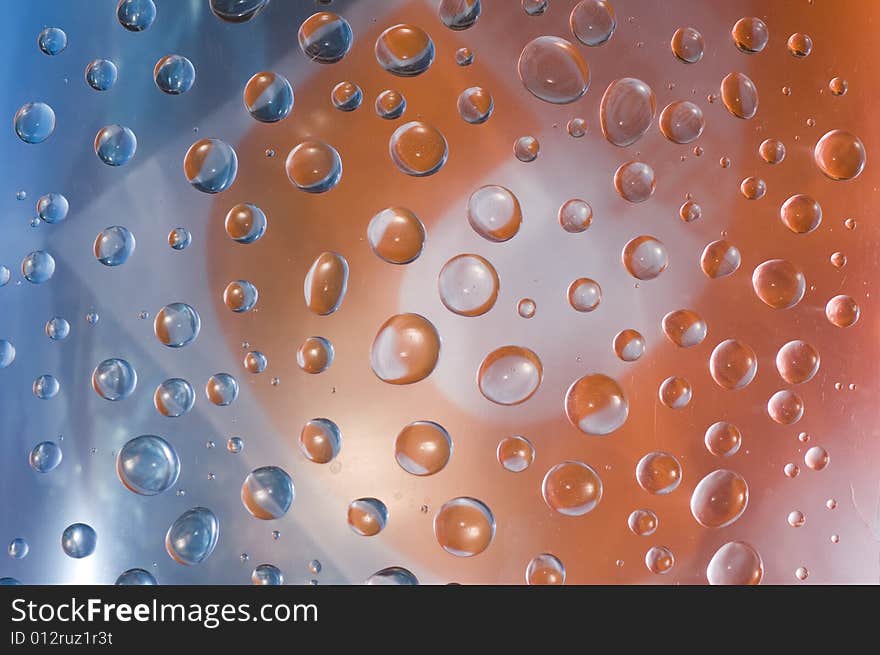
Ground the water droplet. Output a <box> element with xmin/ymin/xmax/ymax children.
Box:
<box><xmin>243</xmin><ymin>351</ymin><xmax>267</xmax><ymax>374</ymax></box>
<box><xmin>518</xmin><ymin>36</ymin><xmax>590</xmax><ymax>104</ymax></box>
<box><xmin>154</xmin><ymin>378</ymin><xmax>195</xmax><ymax>417</ymax></box>
<box><xmin>659</xmin><ymin>376</ymin><xmax>692</xmax><ymax>409</ymax></box>
<box><xmin>251</xmin><ymin>564</ymin><xmax>283</xmax><ymax>586</ymax></box>
<box><xmin>86</xmin><ymin>311</ymin><xmax>100</xmax><ymax>325</ymax></box>
<box><xmin>455</xmin><ymin>47</ymin><xmax>474</xmax><ymax>66</ymax></box>
<box><xmin>331</xmin><ymin>81</ymin><xmax>362</xmax><ymax>111</ymax></box>
<box><xmin>700</xmin><ymin>240</ymin><xmax>741</xmax><ymax>279</ymax></box>
<box><xmin>542</xmin><ymin>461</ymin><xmax>603</xmax><ymax>515</ymax></box>
<box><xmin>375</xmin><ymin>89</ymin><xmax>406</xmax><ymax>119</ymax></box>
<box><xmin>752</xmin><ymin>259</ymin><xmax>805</xmax><ymax>309</ymax></box>
<box><xmin>389</xmin><ymin>121</ymin><xmax>448</xmax><ymax>176</ymax></box>
<box><xmin>168</xmin><ymin>227</ymin><xmax>191</xmax><ymax>250</ymax></box>
<box><xmin>117</xmin><ymin>435</ymin><xmax>180</xmax><ymax>495</ymax></box>
<box><xmin>740</xmin><ymin>176</ymin><xmax>766</xmax><ymax>200</ymax></box>
<box><xmin>35</xmin><ymin>193</ymin><xmax>68</xmax><ymax>224</ymax></box>
<box><xmin>825</xmin><ymin>294</ymin><xmax>860</xmax><ymax>327</ymax></box>
<box><xmin>38</xmin><ymin>26</ymin><xmax>67</xmax><ymax>55</ymax></box>
<box><xmin>439</xmin><ymin>254</ymin><xmax>499</xmax><ymax>316</ymax></box>
<box><xmin>565</xmin><ymin>373</ymin><xmax>628</xmax><ymax>435</ymax></box>
<box><xmin>767</xmin><ymin>390</ymin><xmax>804</xmax><ymax>425</ymax></box>
<box><xmin>569</xmin><ymin>0</ymin><xmax>616</xmax><ymax>46</ymax></box>
<box><xmin>92</xmin><ymin>358</ymin><xmax>137</xmax><ymax>401</ymax></box>
<box><xmin>33</xmin><ymin>374</ymin><xmax>60</xmax><ymax>400</ymax></box>
<box><xmin>184</xmin><ymin>138</ymin><xmax>238</xmax><ymax>193</ymax></box>
<box><xmin>514</xmin><ymin>135</ymin><xmax>540</xmax><ymax>162</ymax></box>
<box><xmin>497</xmin><ymin>435</ymin><xmax>534</xmax><ymax>472</ymax></box>
<box><xmin>227</xmin><ymin>437</ymin><xmax>244</xmax><ymax>454</ymax></box>
<box><xmin>94</xmin><ymin>125</ymin><xmax>137</xmax><ymax>166</ymax></box>
<box><xmin>434</xmin><ymin>497</ymin><xmax>495</xmax><ymax>556</ymax></box>
<box><xmin>299</xmin><ymin>12</ymin><xmax>352</xmax><ymax>63</ymax></box>
<box><xmin>671</xmin><ymin>26</ymin><xmax>704</xmax><ymax>63</ymax></box>
<box><xmin>154</xmin><ymin>54</ymin><xmax>195</xmax><ymax>95</ymax></box>
<box><xmin>721</xmin><ymin>72</ymin><xmax>758</xmax><ymax>119</ymax></box>
<box><xmin>659</xmin><ymin>101</ymin><xmax>704</xmax><ymax>144</ymax></box>
<box><xmin>14</xmin><ymin>102</ymin><xmax>56</xmax><ymax>144</ymax></box>
<box><xmin>45</xmin><ymin>317</ymin><xmax>70</xmax><ymax>341</ymax></box>
<box><xmin>296</xmin><ymin>336</ymin><xmax>334</xmax><ymax>374</ymax></box>
<box><xmin>395</xmin><ymin>421</ymin><xmax>452</xmax><ymax>476</ymax></box>
<box><xmin>787</xmin><ymin>32</ymin><xmax>812</xmax><ymax>58</ymax></box>
<box><xmin>94</xmin><ymin>226</ymin><xmax>135</xmax><ymax>266</ymax></box>
<box><xmin>243</xmin><ymin>71</ymin><xmax>293</xmax><ymax>122</ymax></box>
<box><xmin>829</xmin><ymin>77</ymin><xmax>848</xmax><ymax>96</ymax></box>
<box><xmin>21</xmin><ymin>250</ymin><xmax>55</xmax><ymax>284</ymax></box>
<box><xmin>707</xmin><ymin>541</ymin><xmax>763</xmax><ymax>585</ymax></box>
<box><xmin>115</xmin><ymin>568</ymin><xmax>157</xmax><ymax>585</ymax></box>
<box><xmin>567</xmin><ymin>117</ymin><xmax>587</xmax><ymax>137</ymax></box>
<box><xmin>662</xmin><ymin>309</ymin><xmax>707</xmax><ymax>348</ymax></box>
<box><xmin>709</xmin><ymin>339</ymin><xmax>757</xmax><ymax>390</ymax></box>
<box><xmin>166</xmin><ymin>507</ymin><xmax>219</xmax><ymax>565</ymax></box>
<box><xmin>627</xmin><ymin>509</ymin><xmax>658</xmax><ymax>536</ymax></box>
<box><xmin>368</xmin><ymin>207</ymin><xmax>425</xmax><ymax>264</ymax></box>
<box><xmin>209</xmin><ymin>0</ymin><xmax>269</xmax><ymax>22</ymax></box>
<box><xmin>304</xmin><ymin>251</ymin><xmax>348</xmax><ymax>315</ymax></box>
<box><xmin>223</xmin><ymin>279</ymin><xmax>259</xmax><ymax>313</ymax></box>
<box><xmin>206</xmin><ymin>372</ymin><xmax>239</xmax><ymax>406</ymax></box>
<box><xmin>467</xmin><ymin>185</ymin><xmax>522</xmax><ymax>242</ymax></box>
<box><xmin>242</xmin><ymin>466</ymin><xmax>294</xmax><ymax>520</ymax></box>
<box><xmin>787</xmin><ymin>510</ymin><xmax>805</xmax><ymax>528</ymax></box>
<box><xmin>517</xmin><ymin>298</ymin><xmax>536</xmax><ymax>319</ymax></box>
<box><xmin>457</xmin><ymin>86</ymin><xmax>493</xmax><ymax>124</ymax></box>
<box><xmin>299</xmin><ymin>418</ymin><xmax>341</xmax><ymax>463</ymax></box>
<box><xmin>731</xmin><ymin>17</ymin><xmax>768</xmax><ymax>53</ymax></box>
<box><xmin>85</xmin><ymin>59</ymin><xmax>117</xmax><ymax>91</ymax></box>
<box><xmin>567</xmin><ymin>277</ymin><xmax>602</xmax><ymax>312</ymax></box>
<box><xmin>679</xmin><ymin>200</ymin><xmax>702</xmax><ymax>222</ymax></box>
<box><xmin>775</xmin><ymin>340</ymin><xmax>820</xmax><ymax>385</ymax></box>
<box><xmin>636</xmin><ymin>451</ymin><xmax>682</xmax><ymax>495</ymax></box>
<box><xmin>365</xmin><ymin>567</ymin><xmax>419</xmax><ymax>585</ymax></box>
<box><xmin>759</xmin><ymin>138</ymin><xmax>785</xmax><ymax>164</ymax></box>
<box><xmin>805</xmin><ymin>446</ymin><xmax>829</xmax><ymax>471</ymax></box>
<box><xmin>613</xmin><ymin>161</ymin><xmax>655</xmax><ymax>202</ymax></box>
<box><xmin>0</xmin><ymin>340</ymin><xmax>15</xmax><ymax>369</ymax></box>
<box><xmin>613</xmin><ymin>329</ymin><xmax>645</xmax><ymax>362</ymax></box>
<box><xmin>705</xmin><ymin>422</ymin><xmax>742</xmax><ymax>457</ymax></box>
<box><xmin>690</xmin><ymin>469</ymin><xmax>749</xmax><ymax>528</ymax></box>
<box><xmin>478</xmin><ymin>346</ymin><xmax>543</xmax><ymax>405</ymax></box>
<box><xmin>601</xmin><ymin>78</ymin><xmax>656</xmax><ymax>147</ymax></box>
<box><xmin>645</xmin><ymin>546</ymin><xmax>675</xmax><ymax>574</ymax></box>
<box><xmin>830</xmin><ymin>251</ymin><xmax>847</xmax><ymax>269</ymax></box>
<box><xmin>225</xmin><ymin>203</ymin><xmax>267</xmax><ymax>244</ymax></box>
<box><xmin>439</xmin><ymin>0</ymin><xmax>480</xmax><ymax>30</ymax></box>
<box><xmin>375</xmin><ymin>24</ymin><xmax>434</xmax><ymax>76</ymax></box>
<box><xmin>813</xmin><ymin>129</ymin><xmax>866</xmax><ymax>181</ymax></box>
<box><xmin>369</xmin><ymin>315</ymin><xmax>441</xmax><ymax>385</ymax></box>
<box><xmin>522</xmin><ymin>0</ymin><xmax>548</xmax><ymax>15</ymax></box>
<box><xmin>558</xmin><ymin>199</ymin><xmax>592</xmax><ymax>233</ymax></box>
<box><xmin>117</xmin><ymin>0</ymin><xmax>156</xmax><ymax>31</ymax></box>
<box><xmin>29</xmin><ymin>441</ymin><xmax>62</xmax><ymax>473</ymax></box>
<box><xmin>779</xmin><ymin>193</ymin><xmax>822</xmax><ymax>234</ymax></box>
<box><xmin>523</xmin><ymin>553</ymin><xmax>565</xmax><ymax>585</ymax></box>
<box><xmin>348</xmin><ymin>498</ymin><xmax>388</xmax><ymax>536</ymax></box>
<box><xmin>154</xmin><ymin>303</ymin><xmax>200</xmax><ymax>347</ymax></box>
<box><xmin>61</xmin><ymin>523</ymin><xmax>97</xmax><ymax>558</ymax></box>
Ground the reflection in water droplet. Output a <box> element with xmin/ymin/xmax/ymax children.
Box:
<box><xmin>154</xmin><ymin>55</ymin><xmax>196</xmax><ymax>95</ymax></box>
<box><xmin>154</xmin><ymin>303</ymin><xmax>200</xmax><ymax>347</ymax></box>
<box><xmin>365</xmin><ymin>567</ymin><xmax>419</xmax><ymax>585</ymax></box>
<box><xmin>117</xmin><ymin>0</ymin><xmax>156</xmax><ymax>31</ymax></box>
<box><xmin>94</xmin><ymin>226</ymin><xmax>136</xmax><ymax>266</ymax></box>
<box><xmin>168</xmin><ymin>227</ymin><xmax>191</xmax><ymax>250</ymax></box>
<box><xmin>752</xmin><ymin>260</ymin><xmax>806</xmax><ymax>309</ymax></box>
<box><xmin>457</xmin><ymin>86</ymin><xmax>493</xmax><ymax>124</ymax></box>
<box><xmin>517</xmin><ymin>298</ymin><xmax>536</xmax><ymax>319</ymax></box>
<box><xmin>497</xmin><ymin>435</ymin><xmax>534</xmax><ymax>472</ymax></box>
<box><xmin>242</xmin><ymin>467</ymin><xmax>294</xmax><ymax>520</ymax></box>
<box><xmin>331</xmin><ymin>81</ymin><xmax>362</xmax><ymax>111</ymax></box>
<box><xmin>29</xmin><ymin>441</ymin><xmax>62</xmax><ymax>473</ymax></box>
<box><xmin>767</xmin><ymin>390</ymin><xmax>804</xmax><ymax>425</ymax></box>
<box><xmin>297</xmin><ymin>336</ymin><xmax>334</xmax><ymax>374</ymax></box>
<box><xmin>614</xmin><ymin>329</ymin><xmax>645</xmax><ymax>362</ymax></box>
<box><xmin>395</xmin><ymin>421</ymin><xmax>452</xmax><ymax>476</ymax></box>
<box><xmin>570</xmin><ymin>0</ymin><xmax>616</xmax><ymax>46</ymax></box>
<box><xmin>92</xmin><ymin>358</ymin><xmax>137</xmax><ymax>400</ymax></box>
<box><xmin>690</xmin><ymin>469</ymin><xmax>749</xmax><ymax>528</ymax></box>
<box><xmin>467</xmin><ymin>185</ymin><xmax>522</xmax><ymax>242</ymax></box>
<box><xmin>601</xmin><ymin>78</ymin><xmax>656</xmax><ymax>147</ymax></box>
<box><xmin>33</xmin><ymin>375</ymin><xmax>60</xmax><ymax>400</ymax></box>
<box><xmin>646</xmin><ymin>546</ymin><xmax>675</xmax><ymax>574</ymax></box>
<box><xmin>286</xmin><ymin>140</ymin><xmax>342</xmax><ymax>192</ymax></box>
<box><xmin>439</xmin><ymin>0</ymin><xmax>481</xmax><ymax>30</ymax></box>
<box><xmin>21</xmin><ymin>251</ymin><xmax>55</xmax><ymax>284</ymax></box>
<box><xmin>709</xmin><ymin>340</ymin><xmax>757</xmax><ymax>390</ymax></box>
<box><xmin>117</xmin><ymin>435</ymin><xmax>180</xmax><ymax>495</ymax></box>
<box><xmin>731</xmin><ymin>17</ymin><xmax>768</xmax><ymax>53</ymax></box>
<box><xmin>700</xmin><ymin>240</ymin><xmax>741</xmax><ymax>279</ymax></box>
<box><xmin>95</xmin><ymin>125</ymin><xmax>137</xmax><ymax>166</ymax></box>
<box><xmin>243</xmin><ymin>71</ymin><xmax>293</xmax><ymax>122</ymax></box>
<box><xmin>304</xmin><ymin>251</ymin><xmax>348</xmax><ymax>315</ymax></box>
<box><xmin>565</xmin><ymin>373</ymin><xmax>628</xmax><ymax>435</ymax></box>
<box><xmin>704</xmin><ymin>422</ymin><xmax>742</xmax><ymax>457</ymax></box>
<box><xmin>662</xmin><ymin>309</ymin><xmax>707</xmax><ymax>348</ymax></box>
<box><xmin>243</xmin><ymin>351</ymin><xmax>267</xmax><ymax>374</ymax></box>
<box><xmin>825</xmin><ymin>294</ymin><xmax>860</xmax><ymax>327</ymax></box>
<box><xmin>206</xmin><ymin>372</ymin><xmax>238</xmax><ymax>406</ymax></box>
<box><xmin>636</xmin><ymin>451</ymin><xmax>682</xmax><ymax>495</ymax></box>
<box><xmin>518</xmin><ymin>36</ymin><xmax>590</xmax><ymax>104</ymax></box>
<box><xmin>439</xmin><ymin>254</ymin><xmax>499</xmax><ymax>317</ymax></box>
<box><xmin>659</xmin><ymin>101</ymin><xmax>704</xmax><ymax>144</ymax></box>
<box><xmin>371</xmin><ymin>313</ymin><xmax>440</xmax><ymax>385</ymax></box>
<box><xmin>223</xmin><ymin>280</ymin><xmax>258</xmax><ymax>313</ymax></box>
<box><xmin>116</xmin><ymin>568</ymin><xmax>158</xmax><ymax>585</ymax></box>
<box><xmin>613</xmin><ymin>161</ymin><xmax>655</xmax><ymax>203</ymax></box>
<box><xmin>787</xmin><ymin>32</ymin><xmax>812</xmax><ymax>57</ymax></box>
<box><xmin>225</xmin><ymin>203</ymin><xmax>266</xmax><ymax>244</ymax></box>
<box><xmin>85</xmin><ymin>59</ymin><xmax>118</xmax><ymax>91</ymax></box>
<box><xmin>368</xmin><ymin>207</ymin><xmax>425</xmax><ymax>264</ymax></box>
<box><xmin>526</xmin><ymin>553</ymin><xmax>565</xmax><ymax>585</ymax></box>
<box><xmin>434</xmin><ymin>497</ymin><xmax>495</xmax><ymax>556</ymax></box>
<box><xmin>14</xmin><ymin>102</ymin><xmax>55</xmax><ymax>144</ymax></box>
<box><xmin>38</xmin><ymin>26</ymin><xmax>67</xmax><ymax>55</ymax></box>
<box><xmin>628</xmin><ymin>509</ymin><xmax>658</xmax><ymax>536</ymax></box>
<box><xmin>671</xmin><ymin>27</ymin><xmax>704</xmax><ymax>63</ymax></box>
<box><xmin>659</xmin><ymin>376</ymin><xmax>692</xmax><ymax>409</ymax></box>
<box><xmin>478</xmin><ymin>346</ymin><xmax>542</xmax><ymax>406</ymax></box>
<box><xmin>829</xmin><ymin>77</ymin><xmax>848</xmax><ymax>96</ymax></box>
<box><xmin>210</xmin><ymin>0</ymin><xmax>269</xmax><ymax>22</ymax></box>
<box><xmin>567</xmin><ymin>278</ymin><xmax>602</xmax><ymax>312</ymax></box>
<box><xmin>61</xmin><ymin>523</ymin><xmax>97</xmax><ymax>558</ymax></box>
<box><xmin>375</xmin><ymin>89</ymin><xmax>406</xmax><ymax>119</ymax></box>
<box><xmin>154</xmin><ymin>378</ymin><xmax>195</xmax><ymax>417</ymax></box>
<box><xmin>813</xmin><ymin>129</ymin><xmax>866</xmax><ymax>181</ymax></box>
<box><xmin>375</xmin><ymin>24</ymin><xmax>435</xmax><ymax>76</ymax></box>
<box><xmin>166</xmin><ymin>507</ymin><xmax>219</xmax><ymax>565</ymax></box>
<box><xmin>680</xmin><ymin>200</ymin><xmax>702</xmax><ymax>222</ymax></box>
<box><xmin>776</xmin><ymin>340</ymin><xmax>820</xmax><ymax>384</ymax></box>
<box><xmin>759</xmin><ymin>138</ymin><xmax>785</xmax><ymax>164</ymax></box>
<box><xmin>298</xmin><ymin>12</ymin><xmax>352</xmax><ymax>63</ymax></box>
<box><xmin>300</xmin><ymin>418</ymin><xmax>342</xmax><ymax>464</ymax></box>
<box><xmin>542</xmin><ymin>461</ymin><xmax>603</xmax><ymax>515</ymax></box>
<box><xmin>558</xmin><ymin>199</ymin><xmax>592</xmax><ymax>233</ymax></box>
<box><xmin>389</xmin><ymin>121</ymin><xmax>448</xmax><ymax>176</ymax></box>
<box><xmin>252</xmin><ymin>564</ymin><xmax>283</xmax><ymax>586</ymax></box>
<box><xmin>514</xmin><ymin>136</ymin><xmax>540</xmax><ymax>162</ymax></box>
<box><xmin>721</xmin><ymin>72</ymin><xmax>758</xmax><ymax>119</ymax></box>
<box><xmin>184</xmin><ymin>138</ymin><xmax>237</xmax><ymax>193</ymax></box>
<box><xmin>740</xmin><ymin>176</ymin><xmax>766</xmax><ymax>200</ymax></box>
<box><xmin>707</xmin><ymin>541</ymin><xmax>763</xmax><ymax>585</ymax></box>
<box><xmin>347</xmin><ymin>498</ymin><xmax>388</xmax><ymax>536</ymax></box>
<box><xmin>780</xmin><ymin>193</ymin><xmax>822</xmax><ymax>234</ymax></box>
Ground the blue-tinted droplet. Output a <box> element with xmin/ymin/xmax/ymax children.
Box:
<box><xmin>252</xmin><ymin>564</ymin><xmax>284</xmax><ymax>585</ymax></box>
<box><xmin>117</xmin><ymin>0</ymin><xmax>156</xmax><ymax>32</ymax></box>
<box><xmin>8</xmin><ymin>538</ymin><xmax>29</xmax><ymax>560</ymax></box>
<box><xmin>0</xmin><ymin>340</ymin><xmax>15</xmax><ymax>368</ymax></box>
<box><xmin>61</xmin><ymin>523</ymin><xmax>97</xmax><ymax>558</ymax></box>
<box><xmin>115</xmin><ymin>568</ymin><xmax>158</xmax><ymax>585</ymax></box>
<box><xmin>33</xmin><ymin>374</ymin><xmax>60</xmax><ymax>399</ymax></box>
<box><xmin>36</xmin><ymin>192</ymin><xmax>69</xmax><ymax>223</ymax></box>
<box><xmin>165</xmin><ymin>507</ymin><xmax>220</xmax><ymax>565</ymax></box>
<box><xmin>154</xmin><ymin>54</ymin><xmax>195</xmax><ymax>94</ymax></box>
<box><xmin>94</xmin><ymin>226</ymin><xmax>136</xmax><ymax>266</ymax></box>
<box><xmin>210</xmin><ymin>0</ymin><xmax>270</xmax><ymax>23</ymax></box>
<box><xmin>14</xmin><ymin>102</ymin><xmax>56</xmax><ymax>144</ymax></box>
<box><xmin>184</xmin><ymin>138</ymin><xmax>238</xmax><ymax>193</ymax></box>
<box><xmin>154</xmin><ymin>303</ymin><xmax>200</xmax><ymax>347</ymax></box>
<box><xmin>154</xmin><ymin>377</ymin><xmax>195</xmax><ymax>416</ymax></box>
<box><xmin>29</xmin><ymin>441</ymin><xmax>62</xmax><ymax>473</ymax></box>
<box><xmin>46</xmin><ymin>317</ymin><xmax>70</xmax><ymax>340</ymax></box>
<box><xmin>94</xmin><ymin>125</ymin><xmax>137</xmax><ymax>166</ymax></box>
<box><xmin>21</xmin><ymin>250</ymin><xmax>55</xmax><ymax>283</ymax></box>
<box><xmin>206</xmin><ymin>372</ymin><xmax>239</xmax><ymax>406</ymax></box>
<box><xmin>85</xmin><ymin>59</ymin><xmax>118</xmax><ymax>91</ymax></box>
<box><xmin>243</xmin><ymin>71</ymin><xmax>294</xmax><ymax>122</ymax></box>
<box><xmin>38</xmin><ymin>27</ymin><xmax>67</xmax><ymax>55</ymax></box>
<box><xmin>117</xmin><ymin>435</ymin><xmax>180</xmax><ymax>495</ymax></box>
<box><xmin>92</xmin><ymin>357</ymin><xmax>138</xmax><ymax>400</ymax></box>
<box><xmin>298</xmin><ymin>12</ymin><xmax>353</xmax><ymax>63</ymax></box>
<box><xmin>241</xmin><ymin>466</ymin><xmax>295</xmax><ymax>519</ymax></box>
<box><xmin>168</xmin><ymin>227</ymin><xmax>191</xmax><ymax>250</ymax></box>
<box><xmin>365</xmin><ymin>567</ymin><xmax>419</xmax><ymax>585</ymax></box>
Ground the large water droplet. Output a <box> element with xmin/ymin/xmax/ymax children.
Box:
<box><xmin>706</xmin><ymin>541</ymin><xmax>763</xmax><ymax>585</ymax></box>
<box><xmin>659</xmin><ymin>101</ymin><xmax>704</xmax><ymax>144</ymax></box>
<box><xmin>14</xmin><ymin>102</ymin><xmax>55</xmax><ymax>144</ymax></box>
<box><xmin>721</xmin><ymin>72</ymin><xmax>758</xmax><ymax>119</ymax></box>
<box><xmin>389</xmin><ymin>121</ymin><xmax>447</xmax><ymax>176</ymax></box>
<box><xmin>752</xmin><ymin>259</ymin><xmax>805</xmax><ymax>309</ymax></box>
<box><xmin>347</xmin><ymin>498</ymin><xmax>388</xmax><ymax>536</ymax></box>
<box><xmin>368</xmin><ymin>207</ymin><xmax>425</xmax><ymax>264</ymax></box>
<box><xmin>477</xmin><ymin>345</ymin><xmax>543</xmax><ymax>405</ymax></box>
<box><xmin>564</xmin><ymin>373</ymin><xmax>628</xmax><ymax>435</ymax></box>
<box><xmin>438</xmin><ymin>254</ymin><xmax>499</xmax><ymax>316</ymax></box>
<box><xmin>165</xmin><ymin>507</ymin><xmax>219</xmax><ymax>565</ymax></box>
<box><xmin>375</xmin><ymin>24</ymin><xmax>435</xmax><ymax>76</ymax></box>
<box><xmin>300</xmin><ymin>418</ymin><xmax>341</xmax><ymax>463</ymax></box>
<box><xmin>298</xmin><ymin>12</ymin><xmax>352</xmax><ymax>63</ymax></box>
<box><xmin>241</xmin><ymin>466</ymin><xmax>294</xmax><ymax>520</ymax></box>
<box><xmin>613</xmin><ymin>161</ymin><xmax>655</xmax><ymax>202</ymax></box>
<box><xmin>94</xmin><ymin>226</ymin><xmax>136</xmax><ymax>266</ymax></box>
<box><xmin>371</xmin><ymin>313</ymin><xmax>440</xmax><ymax>385</ymax></box>
<box><xmin>154</xmin><ymin>55</ymin><xmax>195</xmax><ymax>95</ymax></box>
<box><xmin>517</xmin><ymin>36</ymin><xmax>590</xmax><ymax>104</ymax></box>
<box><xmin>61</xmin><ymin>523</ymin><xmax>97</xmax><ymax>558</ymax></box>
<box><xmin>92</xmin><ymin>358</ymin><xmax>138</xmax><ymax>400</ymax></box>
<box><xmin>434</xmin><ymin>497</ymin><xmax>495</xmax><ymax>556</ymax></box>
<box><xmin>154</xmin><ymin>303</ymin><xmax>200</xmax><ymax>347</ymax></box>
<box><xmin>636</xmin><ymin>451</ymin><xmax>682</xmax><ymax>494</ymax></box>
<box><xmin>731</xmin><ymin>17</ymin><xmax>768</xmax><ymax>53</ymax></box>
<box><xmin>395</xmin><ymin>421</ymin><xmax>452</xmax><ymax>476</ymax></box>
<box><xmin>542</xmin><ymin>461</ymin><xmax>603</xmax><ymax>515</ymax></box>
<box><xmin>813</xmin><ymin>129</ymin><xmax>866</xmax><ymax>181</ymax></box>
<box><xmin>662</xmin><ymin>309</ymin><xmax>707</xmax><ymax>348</ymax></box>
<box><xmin>184</xmin><ymin>138</ymin><xmax>238</xmax><ymax>193</ymax></box>
<box><xmin>117</xmin><ymin>435</ymin><xmax>180</xmax><ymax>495</ymax></box>
<box><xmin>467</xmin><ymin>185</ymin><xmax>522</xmax><ymax>242</ymax></box>
<box><xmin>600</xmin><ymin>78</ymin><xmax>655</xmax><ymax>147</ymax></box>
<box><xmin>690</xmin><ymin>469</ymin><xmax>749</xmax><ymax>528</ymax></box>
<box><xmin>776</xmin><ymin>340</ymin><xmax>820</xmax><ymax>384</ymax></box>
<box><xmin>154</xmin><ymin>378</ymin><xmax>195</xmax><ymax>417</ymax></box>
<box><xmin>569</xmin><ymin>0</ymin><xmax>616</xmax><ymax>46</ymax></box>
<box><xmin>304</xmin><ymin>251</ymin><xmax>348</xmax><ymax>315</ymax></box>
<box><xmin>243</xmin><ymin>71</ymin><xmax>293</xmax><ymax>122</ymax></box>
<box><xmin>709</xmin><ymin>340</ymin><xmax>757</xmax><ymax>390</ymax></box>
